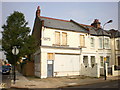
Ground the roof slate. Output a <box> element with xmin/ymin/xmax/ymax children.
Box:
<box><xmin>39</xmin><ymin>16</ymin><xmax>88</xmax><ymax>33</ymax></box>
<box><xmin>37</xmin><ymin>16</ymin><xmax>119</xmax><ymax>38</ymax></box>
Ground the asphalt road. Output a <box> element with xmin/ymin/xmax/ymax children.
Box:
<box><xmin>64</xmin><ymin>79</ymin><xmax>120</xmax><ymax>89</ymax></box>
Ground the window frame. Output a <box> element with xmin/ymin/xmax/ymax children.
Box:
<box><xmin>55</xmin><ymin>31</ymin><xmax>60</xmax><ymax>45</ymax></box>
<box><xmin>80</xmin><ymin>35</ymin><xmax>85</xmax><ymax>47</ymax></box>
<box><xmin>99</xmin><ymin>38</ymin><xmax>103</xmax><ymax>49</ymax></box>
<box><xmin>62</xmin><ymin>32</ymin><xmax>67</xmax><ymax>46</ymax></box>
<box><xmin>100</xmin><ymin>56</ymin><xmax>104</xmax><ymax>67</ymax></box>
<box><xmin>90</xmin><ymin>37</ymin><xmax>95</xmax><ymax>48</ymax></box>
<box><xmin>104</xmin><ymin>38</ymin><xmax>109</xmax><ymax>49</ymax></box>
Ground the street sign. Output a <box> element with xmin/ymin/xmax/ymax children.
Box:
<box><xmin>12</xmin><ymin>46</ymin><xmax>19</xmax><ymax>55</ymax></box>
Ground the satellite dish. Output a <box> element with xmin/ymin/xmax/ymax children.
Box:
<box><xmin>12</xmin><ymin>46</ymin><xmax>19</xmax><ymax>55</ymax></box>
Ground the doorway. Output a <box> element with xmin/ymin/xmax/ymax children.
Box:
<box><xmin>47</xmin><ymin>60</ymin><xmax>54</xmax><ymax>77</ymax></box>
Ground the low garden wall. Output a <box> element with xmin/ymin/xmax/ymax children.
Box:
<box><xmin>80</xmin><ymin>63</ymin><xmax>100</xmax><ymax>78</ymax></box>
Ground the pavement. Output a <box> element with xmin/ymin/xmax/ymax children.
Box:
<box><xmin>10</xmin><ymin>71</ymin><xmax>120</xmax><ymax>89</ymax></box>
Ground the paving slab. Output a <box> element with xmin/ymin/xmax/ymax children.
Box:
<box><xmin>10</xmin><ymin>71</ymin><xmax>120</xmax><ymax>89</ymax></box>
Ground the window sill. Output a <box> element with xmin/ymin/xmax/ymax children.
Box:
<box><xmin>98</xmin><ymin>48</ymin><xmax>111</xmax><ymax>50</ymax></box>
<box><xmin>52</xmin><ymin>44</ymin><xmax>69</xmax><ymax>47</ymax></box>
<box><xmin>90</xmin><ymin>47</ymin><xmax>95</xmax><ymax>49</ymax></box>
<box><xmin>78</xmin><ymin>46</ymin><xmax>86</xmax><ymax>48</ymax></box>
<box><xmin>61</xmin><ymin>45</ymin><xmax>69</xmax><ymax>47</ymax></box>
<box><xmin>115</xmin><ymin>49</ymin><xmax>120</xmax><ymax>51</ymax></box>
<box><xmin>52</xmin><ymin>44</ymin><xmax>60</xmax><ymax>46</ymax></box>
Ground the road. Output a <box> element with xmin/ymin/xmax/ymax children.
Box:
<box><xmin>63</xmin><ymin>80</ymin><xmax>120</xmax><ymax>89</ymax></box>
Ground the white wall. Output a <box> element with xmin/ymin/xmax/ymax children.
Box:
<box><xmin>80</xmin><ymin>63</ymin><xmax>100</xmax><ymax>78</ymax></box>
<box><xmin>112</xmin><ymin>65</ymin><xmax>120</xmax><ymax>76</ymax></box>
<box><xmin>34</xmin><ymin>27</ymin><xmax>114</xmax><ymax>78</ymax></box>
<box><xmin>54</xmin><ymin>54</ymin><xmax>80</xmax><ymax>76</ymax></box>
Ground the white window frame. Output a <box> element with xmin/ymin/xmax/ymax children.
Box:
<box><xmin>90</xmin><ymin>37</ymin><xmax>95</xmax><ymax>48</ymax></box>
<box><xmin>104</xmin><ymin>38</ymin><xmax>110</xmax><ymax>49</ymax></box>
<box><xmin>99</xmin><ymin>38</ymin><xmax>103</xmax><ymax>49</ymax></box>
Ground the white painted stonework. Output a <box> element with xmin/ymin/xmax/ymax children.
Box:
<box><xmin>54</xmin><ymin>54</ymin><xmax>80</xmax><ymax>76</ymax></box>
<box><xmin>80</xmin><ymin>63</ymin><xmax>100</xmax><ymax>78</ymax></box>
<box><xmin>33</xmin><ymin>24</ymin><xmax>119</xmax><ymax>78</ymax></box>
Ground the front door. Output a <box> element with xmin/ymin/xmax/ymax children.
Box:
<box><xmin>47</xmin><ymin>60</ymin><xmax>54</xmax><ymax>77</ymax></box>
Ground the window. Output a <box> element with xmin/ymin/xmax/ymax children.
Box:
<box><xmin>83</xmin><ymin>56</ymin><xmax>88</xmax><ymax>67</ymax></box>
<box><xmin>62</xmin><ymin>32</ymin><xmax>67</xmax><ymax>45</ymax></box>
<box><xmin>55</xmin><ymin>32</ymin><xmax>60</xmax><ymax>45</ymax></box>
<box><xmin>100</xmin><ymin>56</ymin><xmax>104</xmax><ymax>67</ymax></box>
<box><xmin>104</xmin><ymin>38</ymin><xmax>109</xmax><ymax>49</ymax></box>
<box><xmin>90</xmin><ymin>37</ymin><xmax>94</xmax><ymax>48</ymax></box>
<box><xmin>47</xmin><ymin>53</ymin><xmax>54</xmax><ymax>60</ymax></box>
<box><xmin>116</xmin><ymin>40</ymin><xmax>120</xmax><ymax>50</ymax></box>
<box><xmin>80</xmin><ymin>35</ymin><xmax>85</xmax><ymax>47</ymax></box>
<box><xmin>106</xmin><ymin>56</ymin><xmax>110</xmax><ymax>66</ymax></box>
<box><xmin>99</xmin><ymin>38</ymin><xmax>103</xmax><ymax>49</ymax></box>
<box><xmin>91</xmin><ymin>56</ymin><xmax>95</xmax><ymax>67</ymax></box>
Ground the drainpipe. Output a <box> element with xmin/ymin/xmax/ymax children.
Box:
<box><xmin>79</xmin><ymin>48</ymin><xmax>82</xmax><ymax>75</ymax></box>
<box><xmin>114</xmin><ymin>36</ymin><xmax>116</xmax><ymax>66</ymax></box>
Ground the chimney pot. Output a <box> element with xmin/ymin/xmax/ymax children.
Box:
<box><xmin>91</xmin><ymin>19</ymin><xmax>101</xmax><ymax>29</ymax></box>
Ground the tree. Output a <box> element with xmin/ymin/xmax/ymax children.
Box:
<box><xmin>0</xmin><ymin>39</ymin><xmax>1</xmax><ymax>45</ymax></box>
<box><xmin>2</xmin><ymin>11</ymin><xmax>37</xmax><ymax>65</ymax></box>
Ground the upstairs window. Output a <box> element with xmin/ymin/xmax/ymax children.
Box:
<box><xmin>116</xmin><ymin>40</ymin><xmax>120</xmax><ymax>50</ymax></box>
<box><xmin>80</xmin><ymin>35</ymin><xmax>85</xmax><ymax>47</ymax></box>
<box><xmin>104</xmin><ymin>38</ymin><xmax>109</xmax><ymax>49</ymax></box>
<box><xmin>55</xmin><ymin>32</ymin><xmax>60</xmax><ymax>45</ymax></box>
<box><xmin>90</xmin><ymin>37</ymin><xmax>94</xmax><ymax>48</ymax></box>
<box><xmin>99</xmin><ymin>38</ymin><xmax>103</xmax><ymax>49</ymax></box>
<box><xmin>62</xmin><ymin>32</ymin><xmax>67</xmax><ymax>45</ymax></box>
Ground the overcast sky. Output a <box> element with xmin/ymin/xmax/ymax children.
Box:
<box><xmin>0</xmin><ymin>1</ymin><xmax>119</xmax><ymax>38</ymax></box>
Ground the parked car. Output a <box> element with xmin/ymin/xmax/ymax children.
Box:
<box><xmin>6</xmin><ymin>64</ymin><xmax>12</xmax><ymax>70</ymax></box>
<box><xmin>2</xmin><ymin>65</ymin><xmax>10</xmax><ymax>75</ymax></box>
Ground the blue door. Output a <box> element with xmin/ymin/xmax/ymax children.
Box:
<box><xmin>47</xmin><ymin>60</ymin><xmax>54</xmax><ymax>77</ymax></box>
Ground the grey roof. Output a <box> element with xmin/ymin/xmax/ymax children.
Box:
<box><xmin>95</xmin><ymin>29</ymin><xmax>111</xmax><ymax>36</ymax></box>
<box><xmin>39</xmin><ymin>17</ymin><xmax>88</xmax><ymax>33</ymax></box>
<box><xmin>83</xmin><ymin>26</ymin><xmax>97</xmax><ymax>35</ymax></box>
<box><xmin>81</xmin><ymin>25</ymin><xmax>111</xmax><ymax>36</ymax></box>
<box><xmin>115</xmin><ymin>30</ymin><xmax>120</xmax><ymax>38</ymax></box>
<box><xmin>107</xmin><ymin>29</ymin><xmax>120</xmax><ymax>38</ymax></box>
<box><xmin>38</xmin><ymin>16</ymin><xmax>118</xmax><ymax>38</ymax></box>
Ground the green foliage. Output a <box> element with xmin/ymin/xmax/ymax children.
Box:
<box><xmin>2</xmin><ymin>11</ymin><xmax>37</xmax><ymax>65</ymax></box>
<box><xmin>0</xmin><ymin>39</ymin><xmax>1</xmax><ymax>45</ymax></box>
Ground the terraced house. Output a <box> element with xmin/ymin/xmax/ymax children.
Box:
<box><xmin>32</xmin><ymin>6</ymin><xmax>120</xmax><ymax>78</ymax></box>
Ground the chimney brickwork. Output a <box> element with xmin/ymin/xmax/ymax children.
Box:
<box><xmin>91</xmin><ymin>19</ymin><xmax>101</xmax><ymax>29</ymax></box>
<box><xmin>36</xmin><ymin>6</ymin><xmax>41</xmax><ymax>17</ymax></box>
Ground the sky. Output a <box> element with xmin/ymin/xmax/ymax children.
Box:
<box><xmin>0</xmin><ymin>1</ymin><xmax>119</xmax><ymax>39</ymax></box>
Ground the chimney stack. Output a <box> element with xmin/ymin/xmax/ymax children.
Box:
<box><xmin>91</xmin><ymin>19</ymin><xmax>101</xmax><ymax>29</ymax></box>
<box><xmin>36</xmin><ymin>6</ymin><xmax>41</xmax><ymax>17</ymax></box>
